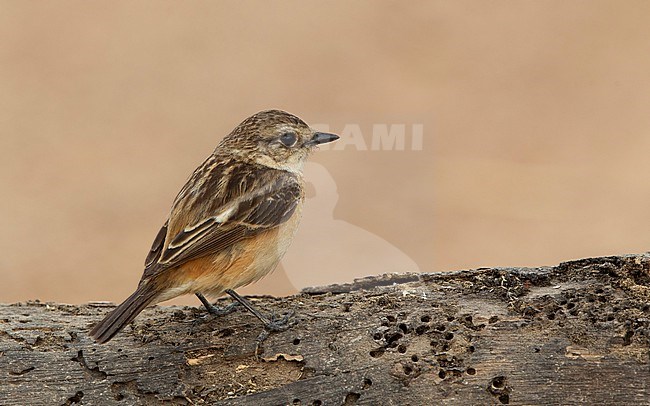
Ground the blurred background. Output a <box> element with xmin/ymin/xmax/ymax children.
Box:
<box><xmin>2</xmin><ymin>1</ymin><xmax>650</xmax><ymax>305</ymax></box>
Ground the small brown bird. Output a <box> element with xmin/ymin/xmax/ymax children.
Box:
<box><xmin>90</xmin><ymin>110</ymin><xmax>338</xmax><ymax>344</ymax></box>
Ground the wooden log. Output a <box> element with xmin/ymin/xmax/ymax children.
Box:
<box><xmin>1</xmin><ymin>254</ymin><xmax>649</xmax><ymax>405</ymax></box>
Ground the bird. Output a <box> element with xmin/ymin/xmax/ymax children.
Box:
<box><xmin>89</xmin><ymin>109</ymin><xmax>339</xmax><ymax>344</ymax></box>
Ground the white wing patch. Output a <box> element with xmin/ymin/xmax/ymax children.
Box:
<box><xmin>167</xmin><ymin>205</ymin><xmax>237</xmax><ymax>250</ymax></box>
<box><xmin>213</xmin><ymin>205</ymin><xmax>236</xmax><ymax>223</ymax></box>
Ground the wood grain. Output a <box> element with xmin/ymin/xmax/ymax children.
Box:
<box><xmin>1</xmin><ymin>254</ymin><xmax>648</xmax><ymax>405</ymax></box>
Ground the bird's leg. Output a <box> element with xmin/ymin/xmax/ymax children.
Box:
<box><xmin>224</xmin><ymin>289</ymin><xmax>297</xmax><ymax>339</ymax></box>
<box><xmin>195</xmin><ymin>292</ymin><xmax>239</xmax><ymax>316</ymax></box>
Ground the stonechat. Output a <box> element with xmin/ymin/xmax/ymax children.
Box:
<box><xmin>90</xmin><ymin>110</ymin><xmax>339</xmax><ymax>343</ymax></box>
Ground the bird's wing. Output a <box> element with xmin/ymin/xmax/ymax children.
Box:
<box><xmin>142</xmin><ymin>170</ymin><xmax>302</xmax><ymax>279</ymax></box>
<box><xmin>144</xmin><ymin>220</ymin><xmax>168</xmax><ymax>269</ymax></box>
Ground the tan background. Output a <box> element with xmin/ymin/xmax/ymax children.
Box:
<box><xmin>2</xmin><ymin>1</ymin><xmax>650</xmax><ymax>306</ymax></box>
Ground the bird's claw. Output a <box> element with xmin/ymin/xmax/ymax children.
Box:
<box><xmin>255</xmin><ymin>310</ymin><xmax>298</xmax><ymax>347</ymax></box>
<box><xmin>264</xmin><ymin>309</ymin><xmax>297</xmax><ymax>332</ymax></box>
<box><xmin>205</xmin><ymin>301</ymin><xmax>240</xmax><ymax>316</ymax></box>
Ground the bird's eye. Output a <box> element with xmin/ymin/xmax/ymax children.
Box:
<box><xmin>279</xmin><ymin>132</ymin><xmax>298</xmax><ymax>147</ymax></box>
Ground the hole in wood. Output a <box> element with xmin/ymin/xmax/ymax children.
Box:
<box><xmin>343</xmin><ymin>392</ymin><xmax>360</xmax><ymax>405</ymax></box>
<box><xmin>491</xmin><ymin>376</ymin><xmax>506</xmax><ymax>389</ymax></box>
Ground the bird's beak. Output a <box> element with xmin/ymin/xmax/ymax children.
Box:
<box><xmin>305</xmin><ymin>132</ymin><xmax>339</xmax><ymax>147</ymax></box>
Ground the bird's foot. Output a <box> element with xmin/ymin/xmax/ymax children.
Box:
<box><xmin>196</xmin><ymin>292</ymin><xmax>239</xmax><ymax>317</ymax></box>
<box><xmin>264</xmin><ymin>309</ymin><xmax>297</xmax><ymax>332</ymax></box>
<box><xmin>255</xmin><ymin>310</ymin><xmax>298</xmax><ymax>345</ymax></box>
<box><xmin>204</xmin><ymin>301</ymin><xmax>240</xmax><ymax>316</ymax></box>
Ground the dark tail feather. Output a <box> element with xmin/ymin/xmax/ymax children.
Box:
<box><xmin>90</xmin><ymin>283</ymin><xmax>159</xmax><ymax>344</ymax></box>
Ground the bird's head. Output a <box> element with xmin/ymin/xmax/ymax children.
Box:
<box><xmin>218</xmin><ymin>110</ymin><xmax>339</xmax><ymax>173</ymax></box>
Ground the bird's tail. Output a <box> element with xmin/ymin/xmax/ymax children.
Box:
<box><xmin>89</xmin><ymin>282</ymin><xmax>159</xmax><ymax>344</ymax></box>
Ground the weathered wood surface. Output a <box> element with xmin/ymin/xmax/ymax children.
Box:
<box><xmin>1</xmin><ymin>254</ymin><xmax>649</xmax><ymax>405</ymax></box>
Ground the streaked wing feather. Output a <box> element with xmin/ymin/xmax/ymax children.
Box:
<box><xmin>159</xmin><ymin>225</ymin><xmax>244</xmax><ymax>266</ymax></box>
<box><xmin>164</xmin><ymin>227</ymin><xmax>247</xmax><ymax>266</ymax></box>
<box><xmin>144</xmin><ymin>220</ymin><xmax>168</xmax><ymax>268</ymax></box>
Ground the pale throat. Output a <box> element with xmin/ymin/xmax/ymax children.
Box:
<box><xmin>254</xmin><ymin>153</ymin><xmax>307</xmax><ymax>174</ymax></box>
